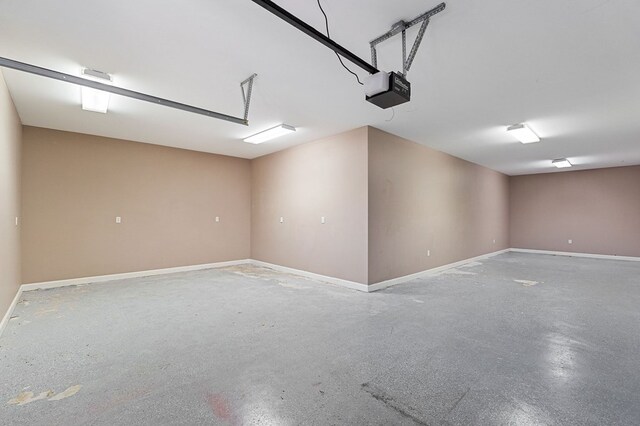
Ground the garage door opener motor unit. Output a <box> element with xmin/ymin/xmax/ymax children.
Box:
<box><xmin>251</xmin><ymin>0</ymin><xmax>446</xmax><ymax>110</ymax></box>
<box><xmin>365</xmin><ymin>4</ymin><xmax>445</xmax><ymax>108</ymax></box>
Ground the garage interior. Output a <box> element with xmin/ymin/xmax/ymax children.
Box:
<box><xmin>1</xmin><ymin>0</ymin><xmax>639</xmax><ymax>425</ymax></box>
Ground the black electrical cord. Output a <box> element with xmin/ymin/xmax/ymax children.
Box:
<box><xmin>316</xmin><ymin>0</ymin><xmax>364</xmax><ymax>85</ymax></box>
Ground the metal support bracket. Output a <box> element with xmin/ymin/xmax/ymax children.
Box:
<box><xmin>0</xmin><ymin>56</ymin><xmax>256</xmax><ymax>126</ymax></box>
<box><xmin>370</xmin><ymin>2</ymin><xmax>445</xmax><ymax>77</ymax></box>
<box><xmin>240</xmin><ymin>73</ymin><xmax>257</xmax><ymax>122</ymax></box>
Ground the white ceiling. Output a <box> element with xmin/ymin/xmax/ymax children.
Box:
<box><xmin>1</xmin><ymin>0</ymin><xmax>638</xmax><ymax>175</ymax></box>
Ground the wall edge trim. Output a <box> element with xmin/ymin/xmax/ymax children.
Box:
<box><xmin>368</xmin><ymin>249</ymin><xmax>510</xmax><ymax>292</ymax></box>
<box><xmin>19</xmin><ymin>259</ymin><xmax>371</xmax><ymax>294</ymax></box>
<box><xmin>249</xmin><ymin>260</ymin><xmax>370</xmax><ymax>292</ymax></box>
<box><xmin>5</xmin><ymin>248</ymin><xmax>638</xmax><ymax>335</ymax></box>
<box><xmin>0</xmin><ymin>286</ymin><xmax>23</xmax><ymax>339</ymax></box>
<box><xmin>20</xmin><ymin>260</ymin><xmax>251</xmax><ymax>291</ymax></box>
<box><xmin>509</xmin><ymin>248</ymin><xmax>640</xmax><ymax>262</ymax></box>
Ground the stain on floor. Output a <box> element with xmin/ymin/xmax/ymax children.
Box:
<box><xmin>514</xmin><ymin>279</ymin><xmax>539</xmax><ymax>286</ymax></box>
<box><xmin>7</xmin><ymin>385</ymin><xmax>81</xmax><ymax>406</ymax></box>
<box><xmin>1</xmin><ymin>253</ymin><xmax>639</xmax><ymax>425</ymax></box>
<box><xmin>7</xmin><ymin>390</ymin><xmax>54</xmax><ymax>406</ymax></box>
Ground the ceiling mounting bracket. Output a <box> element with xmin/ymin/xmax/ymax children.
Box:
<box><xmin>370</xmin><ymin>2</ymin><xmax>446</xmax><ymax>77</ymax></box>
<box><xmin>240</xmin><ymin>73</ymin><xmax>257</xmax><ymax>122</ymax></box>
<box><xmin>0</xmin><ymin>56</ymin><xmax>255</xmax><ymax>126</ymax></box>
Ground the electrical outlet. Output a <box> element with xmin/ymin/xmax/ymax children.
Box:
<box><xmin>568</xmin><ymin>239</ymin><xmax>572</xmax><ymax>244</ymax></box>
<box><xmin>280</xmin><ymin>217</ymin><xmax>284</xmax><ymax>223</ymax></box>
<box><xmin>15</xmin><ymin>217</ymin><xmax>18</xmax><ymax>226</ymax></box>
<box><xmin>115</xmin><ymin>216</ymin><xmax>122</xmax><ymax>224</ymax></box>
<box><xmin>427</xmin><ymin>249</ymin><xmax>431</xmax><ymax>257</ymax></box>
<box><xmin>321</xmin><ymin>216</ymin><xmax>326</xmax><ymax>224</ymax></box>
<box><xmin>215</xmin><ymin>216</ymin><xmax>220</xmax><ymax>223</ymax></box>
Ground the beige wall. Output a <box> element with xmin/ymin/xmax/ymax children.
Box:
<box><xmin>15</xmin><ymin>120</ymin><xmax>640</xmax><ymax>289</ymax></box>
<box><xmin>0</xmin><ymin>70</ymin><xmax>22</xmax><ymax>316</ymax></box>
<box><xmin>368</xmin><ymin>128</ymin><xmax>510</xmax><ymax>284</ymax></box>
<box><xmin>510</xmin><ymin>166</ymin><xmax>640</xmax><ymax>257</ymax></box>
<box><xmin>251</xmin><ymin>127</ymin><xmax>369</xmax><ymax>284</ymax></box>
<box><xmin>21</xmin><ymin>127</ymin><xmax>251</xmax><ymax>283</ymax></box>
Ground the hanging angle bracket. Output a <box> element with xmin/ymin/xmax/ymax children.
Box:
<box><xmin>370</xmin><ymin>2</ymin><xmax>446</xmax><ymax>78</ymax></box>
<box><xmin>241</xmin><ymin>73</ymin><xmax>257</xmax><ymax>122</ymax></box>
<box><xmin>0</xmin><ymin>56</ymin><xmax>257</xmax><ymax>126</ymax></box>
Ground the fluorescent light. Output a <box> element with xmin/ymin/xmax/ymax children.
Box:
<box><xmin>507</xmin><ymin>123</ymin><xmax>540</xmax><ymax>143</ymax></box>
<box><xmin>244</xmin><ymin>124</ymin><xmax>296</xmax><ymax>144</ymax></box>
<box><xmin>81</xmin><ymin>87</ymin><xmax>110</xmax><ymax>113</ymax></box>
<box><xmin>81</xmin><ymin>68</ymin><xmax>111</xmax><ymax>113</ymax></box>
<box><xmin>552</xmin><ymin>158</ymin><xmax>572</xmax><ymax>168</ymax></box>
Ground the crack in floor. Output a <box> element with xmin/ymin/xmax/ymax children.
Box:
<box><xmin>361</xmin><ymin>382</ymin><xmax>429</xmax><ymax>425</ymax></box>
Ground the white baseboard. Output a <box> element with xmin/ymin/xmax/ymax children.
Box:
<box><xmin>249</xmin><ymin>260</ymin><xmax>370</xmax><ymax>292</ymax></box>
<box><xmin>0</xmin><ymin>286</ymin><xmax>23</xmax><ymax>339</ymax></box>
<box><xmin>20</xmin><ymin>259</ymin><xmax>251</xmax><ymax>291</ymax></box>
<box><xmin>368</xmin><ymin>249</ymin><xmax>511</xmax><ymax>292</ymax></box>
<box><xmin>14</xmin><ymin>250</ymin><xmax>514</xmax><ymax>299</ymax></box>
<box><xmin>8</xmin><ymin>247</ymin><xmax>636</xmax><ymax>325</ymax></box>
<box><xmin>509</xmin><ymin>248</ymin><xmax>640</xmax><ymax>262</ymax></box>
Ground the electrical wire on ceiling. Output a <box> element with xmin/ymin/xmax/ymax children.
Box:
<box><xmin>316</xmin><ymin>0</ymin><xmax>364</xmax><ymax>85</ymax></box>
<box><xmin>385</xmin><ymin>107</ymin><xmax>396</xmax><ymax>122</ymax></box>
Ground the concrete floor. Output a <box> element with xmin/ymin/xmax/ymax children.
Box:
<box><xmin>1</xmin><ymin>252</ymin><xmax>639</xmax><ymax>425</ymax></box>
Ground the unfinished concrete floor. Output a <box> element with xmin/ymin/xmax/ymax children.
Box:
<box><xmin>1</xmin><ymin>252</ymin><xmax>639</xmax><ymax>425</ymax></box>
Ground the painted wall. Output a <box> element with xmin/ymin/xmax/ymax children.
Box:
<box><xmin>368</xmin><ymin>127</ymin><xmax>510</xmax><ymax>284</ymax></box>
<box><xmin>21</xmin><ymin>127</ymin><xmax>251</xmax><ymax>283</ymax></box>
<box><xmin>510</xmin><ymin>166</ymin><xmax>640</xmax><ymax>257</ymax></box>
<box><xmin>0</xmin><ymin>70</ymin><xmax>22</xmax><ymax>316</ymax></box>
<box><xmin>251</xmin><ymin>127</ymin><xmax>369</xmax><ymax>284</ymax></box>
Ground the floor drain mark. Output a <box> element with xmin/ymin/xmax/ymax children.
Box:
<box><xmin>361</xmin><ymin>383</ymin><xmax>428</xmax><ymax>425</ymax></box>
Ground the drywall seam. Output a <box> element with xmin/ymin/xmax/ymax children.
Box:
<box><xmin>249</xmin><ymin>260</ymin><xmax>370</xmax><ymax>292</ymax></box>
<box><xmin>20</xmin><ymin>259</ymin><xmax>251</xmax><ymax>291</ymax></box>
<box><xmin>368</xmin><ymin>249</ymin><xmax>510</xmax><ymax>292</ymax></box>
<box><xmin>0</xmin><ymin>286</ymin><xmax>23</xmax><ymax>339</ymax></box>
<box><xmin>510</xmin><ymin>248</ymin><xmax>640</xmax><ymax>262</ymax></box>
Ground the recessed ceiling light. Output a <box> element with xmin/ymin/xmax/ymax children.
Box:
<box><xmin>507</xmin><ymin>123</ymin><xmax>540</xmax><ymax>143</ymax></box>
<box><xmin>244</xmin><ymin>124</ymin><xmax>296</xmax><ymax>144</ymax></box>
<box><xmin>81</xmin><ymin>68</ymin><xmax>111</xmax><ymax>113</ymax></box>
<box><xmin>552</xmin><ymin>158</ymin><xmax>572</xmax><ymax>168</ymax></box>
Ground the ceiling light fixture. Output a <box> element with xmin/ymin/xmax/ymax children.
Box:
<box><xmin>81</xmin><ymin>68</ymin><xmax>112</xmax><ymax>113</ymax></box>
<box><xmin>244</xmin><ymin>124</ymin><xmax>296</xmax><ymax>144</ymax></box>
<box><xmin>507</xmin><ymin>123</ymin><xmax>540</xmax><ymax>144</ymax></box>
<box><xmin>552</xmin><ymin>158</ymin><xmax>572</xmax><ymax>168</ymax></box>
